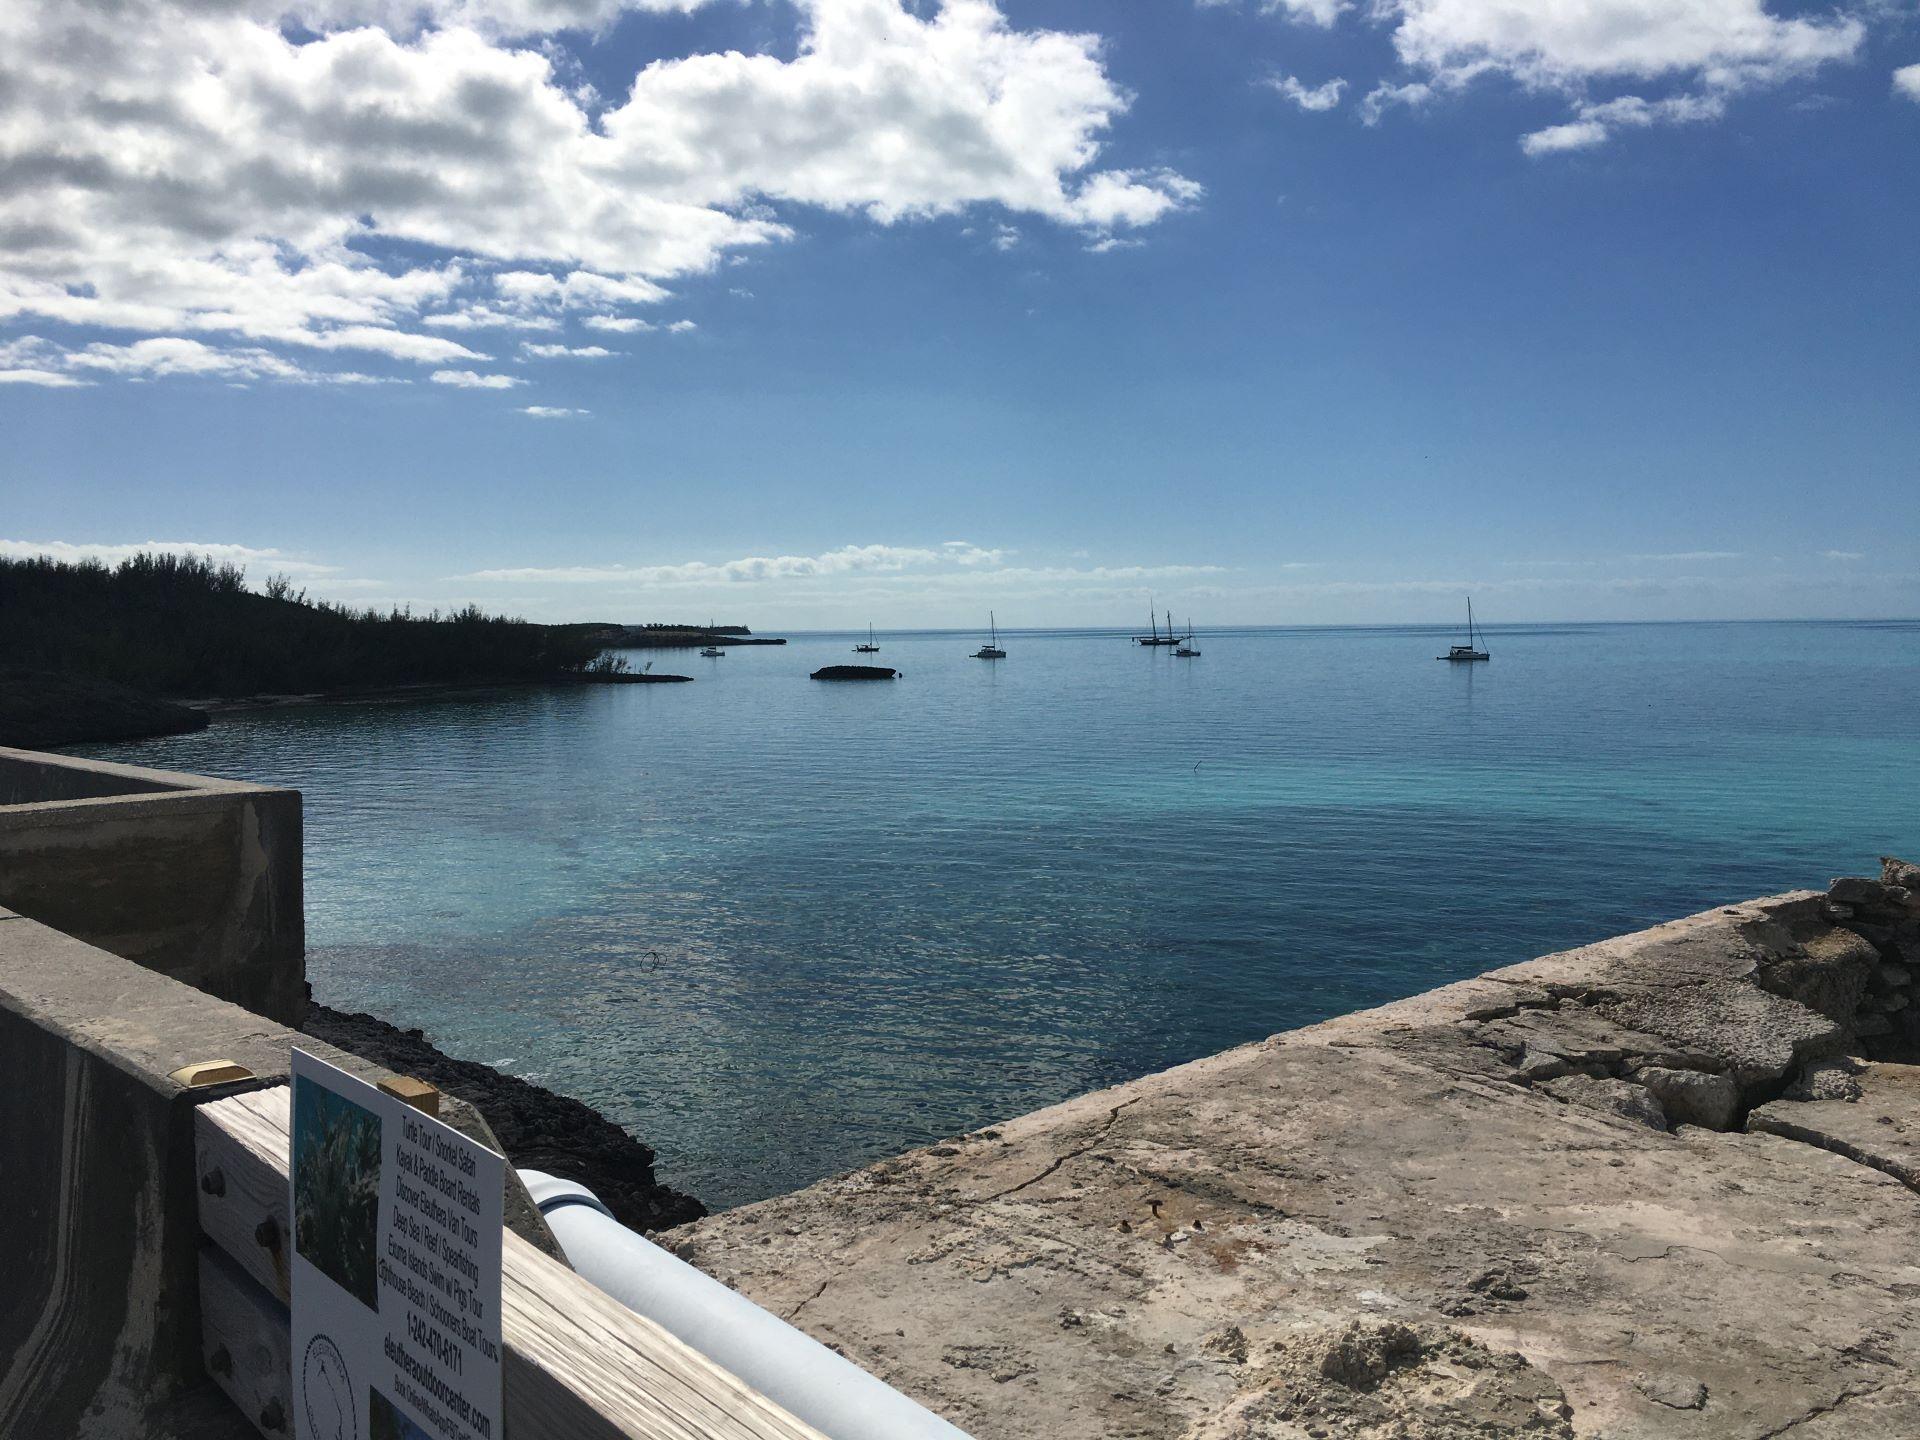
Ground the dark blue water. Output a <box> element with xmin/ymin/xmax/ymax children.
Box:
<box><xmin>91</xmin><ymin>621</ymin><xmax>1920</xmax><ymax>1206</ymax></box>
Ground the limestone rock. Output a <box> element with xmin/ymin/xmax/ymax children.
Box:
<box><xmin>1634</xmin><ymin>1066</ymin><xmax>1739</xmax><ymax>1130</ymax></box>
<box><xmin>1749</xmin><ymin>1061</ymin><xmax>1920</xmax><ymax>1192</ymax></box>
<box><xmin>1178</xmin><ymin>1323</ymin><xmax>1574</xmax><ymax>1440</ymax></box>
<box><xmin>1788</xmin><ymin>1058</ymin><xmax>1866</xmax><ymax>1103</ymax></box>
<box><xmin>1882</xmin><ymin>856</ymin><xmax>1920</xmax><ymax>891</ymax></box>
<box><xmin>1635</xmin><ymin>1372</ymin><xmax>1709</xmax><ymax>1411</ymax></box>
<box><xmin>1541</xmin><ymin>1074</ymin><xmax>1667</xmax><ymax>1130</ymax></box>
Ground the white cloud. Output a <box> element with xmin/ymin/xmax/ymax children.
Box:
<box><xmin>0</xmin><ymin>333</ymin><xmax>389</xmax><ymax>385</ymax></box>
<box><xmin>453</xmin><ymin>540</ymin><xmax>1236</xmax><ymax>608</ymax></box>
<box><xmin>582</xmin><ymin>316</ymin><xmax>655</xmax><ymax>333</ymax></box>
<box><xmin>0</xmin><ymin>538</ymin><xmax>338</xmax><ymax>575</ymax></box>
<box><xmin>519</xmin><ymin>405</ymin><xmax>590</xmax><ymax>418</ymax></box>
<box><xmin>1267</xmin><ymin>75</ymin><xmax>1348</xmax><ymax>111</ymax></box>
<box><xmin>1819</xmin><ymin>549</ymin><xmax>1863</xmax><ymax>561</ymax></box>
<box><xmin>666</xmin><ymin>320</ymin><xmax>699</xmax><ymax>334</ymax></box>
<box><xmin>521</xmin><ymin>343</ymin><xmax>615</xmax><ymax>358</ymax></box>
<box><xmin>1387</xmin><ymin>0</ymin><xmax>1860</xmax><ymax>90</ymax></box>
<box><xmin>430</xmin><ymin>369</ymin><xmax>525</xmax><ymax>387</ymax></box>
<box><xmin>1521</xmin><ymin>119</ymin><xmax>1610</xmax><ymax>155</ymax></box>
<box><xmin>1242</xmin><ymin>0</ymin><xmax>1864</xmax><ymax>145</ymax></box>
<box><xmin>1360</xmin><ymin>80</ymin><xmax>1434</xmax><ymax>125</ymax></box>
<box><xmin>0</xmin><ymin>369</ymin><xmax>92</xmax><ymax>387</ymax></box>
<box><xmin>1522</xmin><ymin>90</ymin><xmax>1726</xmax><ymax>153</ymax></box>
<box><xmin>1199</xmin><ymin>0</ymin><xmax>1349</xmax><ymax>27</ymax></box>
<box><xmin>0</xmin><ymin>0</ymin><xmax>1195</xmax><ymax>385</ymax></box>
<box><xmin>423</xmin><ymin>307</ymin><xmax>562</xmax><ymax>332</ymax></box>
<box><xmin>1896</xmin><ymin>64</ymin><xmax>1920</xmax><ymax>102</ymax></box>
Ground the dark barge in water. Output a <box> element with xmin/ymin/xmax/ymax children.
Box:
<box><xmin>810</xmin><ymin>665</ymin><xmax>899</xmax><ymax>681</ymax></box>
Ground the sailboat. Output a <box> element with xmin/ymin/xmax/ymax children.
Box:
<box><xmin>853</xmin><ymin>624</ymin><xmax>879</xmax><ymax>654</ymax></box>
<box><xmin>972</xmin><ymin>611</ymin><xmax>1006</xmax><ymax>659</ymax></box>
<box><xmin>1174</xmin><ymin>618</ymin><xmax>1200</xmax><ymax>658</ymax></box>
<box><xmin>1134</xmin><ymin>606</ymin><xmax>1178</xmax><ymax>646</ymax></box>
<box><xmin>699</xmin><ymin>618</ymin><xmax>725</xmax><ymax>658</ymax></box>
<box><xmin>1438</xmin><ymin>597</ymin><xmax>1489</xmax><ymax>662</ymax></box>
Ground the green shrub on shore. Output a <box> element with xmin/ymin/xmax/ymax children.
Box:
<box><xmin>0</xmin><ymin>553</ymin><xmax>608</xmax><ymax>698</ymax></box>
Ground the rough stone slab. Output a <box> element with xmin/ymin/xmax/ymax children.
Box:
<box><xmin>1749</xmin><ymin>1062</ymin><xmax>1920</xmax><ymax>1192</ymax></box>
<box><xmin>676</xmin><ymin>894</ymin><xmax>1920</xmax><ymax>1440</ymax></box>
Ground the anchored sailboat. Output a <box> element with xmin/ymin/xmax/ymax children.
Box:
<box><xmin>1134</xmin><ymin>606</ymin><xmax>1178</xmax><ymax>646</ymax></box>
<box><xmin>972</xmin><ymin>611</ymin><xmax>1006</xmax><ymax>659</ymax></box>
<box><xmin>1174</xmin><ymin>618</ymin><xmax>1200</xmax><ymax>658</ymax></box>
<box><xmin>1438</xmin><ymin>597</ymin><xmax>1490</xmax><ymax>663</ymax></box>
<box><xmin>854</xmin><ymin>624</ymin><xmax>879</xmax><ymax>654</ymax></box>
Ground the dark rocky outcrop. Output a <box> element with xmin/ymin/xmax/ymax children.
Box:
<box><xmin>0</xmin><ymin>668</ymin><xmax>209</xmax><ymax>747</ymax></box>
<box><xmin>1821</xmin><ymin>857</ymin><xmax>1920</xmax><ymax>1065</ymax></box>
<box><xmin>810</xmin><ymin>665</ymin><xmax>899</xmax><ymax>680</ymax></box>
<box><xmin>302</xmin><ymin>1002</ymin><xmax>705</xmax><ymax>1233</ymax></box>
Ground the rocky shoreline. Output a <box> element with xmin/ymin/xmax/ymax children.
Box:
<box><xmin>301</xmin><ymin>1002</ymin><xmax>706</xmax><ymax>1233</ymax></box>
<box><xmin>672</xmin><ymin>859</ymin><xmax>1920</xmax><ymax>1440</ymax></box>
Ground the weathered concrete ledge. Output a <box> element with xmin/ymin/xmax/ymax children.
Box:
<box><xmin>674</xmin><ymin>869</ymin><xmax>1920</xmax><ymax>1439</ymax></box>
<box><xmin>0</xmin><ymin>747</ymin><xmax>304</xmax><ymax>1024</ymax></box>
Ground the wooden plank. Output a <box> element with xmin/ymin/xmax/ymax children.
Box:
<box><xmin>195</xmin><ymin>1085</ymin><xmax>294</xmax><ymax>1304</ymax></box>
<box><xmin>194</xmin><ymin>1087</ymin><xmax>829</xmax><ymax>1440</ymax></box>
<box><xmin>199</xmin><ymin>1244</ymin><xmax>292</xmax><ymax>1438</ymax></box>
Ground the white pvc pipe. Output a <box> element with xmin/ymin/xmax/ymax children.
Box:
<box><xmin>518</xmin><ymin>1169</ymin><xmax>973</xmax><ymax>1440</ymax></box>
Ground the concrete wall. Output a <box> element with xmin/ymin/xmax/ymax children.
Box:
<box><xmin>0</xmin><ymin>748</ymin><xmax>304</xmax><ymax>1025</ymax></box>
<box><xmin>0</xmin><ymin>907</ymin><xmax>550</xmax><ymax>1440</ymax></box>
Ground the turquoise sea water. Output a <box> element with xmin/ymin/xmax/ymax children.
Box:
<box><xmin>90</xmin><ymin>621</ymin><xmax>1920</xmax><ymax>1207</ymax></box>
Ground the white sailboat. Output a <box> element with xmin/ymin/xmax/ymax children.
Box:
<box><xmin>972</xmin><ymin>611</ymin><xmax>1006</xmax><ymax>659</ymax></box>
<box><xmin>854</xmin><ymin>624</ymin><xmax>879</xmax><ymax>654</ymax></box>
<box><xmin>1438</xmin><ymin>597</ymin><xmax>1489</xmax><ymax>662</ymax></box>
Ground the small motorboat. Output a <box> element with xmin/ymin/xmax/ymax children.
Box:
<box><xmin>972</xmin><ymin>611</ymin><xmax>1006</xmax><ymax>660</ymax></box>
<box><xmin>699</xmin><ymin>645</ymin><xmax>724</xmax><ymax>658</ymax></box>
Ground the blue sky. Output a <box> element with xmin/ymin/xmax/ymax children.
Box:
<box><xmin>2</xmin><ymin>0</ymin><xmax>1916</xmax><ymax>626</ymax></box>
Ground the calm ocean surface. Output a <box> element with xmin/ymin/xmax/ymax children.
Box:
<box><xmin>90</xmin><ymin>621</ymin><xmax>1920</xmax><ymax>1207</ymax></box>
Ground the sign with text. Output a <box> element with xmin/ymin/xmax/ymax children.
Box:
<box><xmin>291</xmin><ymin>1048</ymin><xmax>503</xmax><ymax>1440</ymax></box>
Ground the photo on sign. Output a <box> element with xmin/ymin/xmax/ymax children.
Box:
<box><xmin>369</xmin><ymin>1387</ymin><xmax>434</xmax><ymax>1440</ymax></box>
<box><xmin>293</xmin><ymin>1073</ymin><xmax>383</xmax><ymax>1310</ymax></box>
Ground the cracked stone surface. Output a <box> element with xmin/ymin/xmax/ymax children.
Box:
<box><xmin>1749</xmin><ymin>1062</ymin><xmax>1920</xmax><ymax>1192</ymax></box>
<box><xmin>674</xmin><ymin>892</ymin><xmax>1920</xmax><ymax>1438</ymax></box>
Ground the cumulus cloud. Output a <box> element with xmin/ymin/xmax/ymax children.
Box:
<box><xmin>0</xmin><ymin>0</ymin><xmax>1195</xmax><ymax>386</ymax></box>
<box><xmin>0</xmin><ymin>333</ymin><xmax>386</xmax><ymax>384</ymax></box>
<box><xmin>1267</xmin><ymin>75</ymin><xmax>1348</xmax><ymax>111</ymax></box>
<box><xmin>1239</xmin><ymin>0</ymin><xmax>1864</xmax><ymax>147</ymax></box>
<box><xmin>583</xmin><ymin>316</ymin><xmax>655</xmax><ymax>333</ymax></box>
<box><xmin>1521</xmin><ymin>90</ymin><xmax>1727</xmax><ymax>154</ymax></box>
<box><xmin>1896</xmin><ymin>64</ymin><xmax>1920</xmax><ymax>101</ymax></box>
<box><xmin>521</xmin><ymin>343</ymin><xmax>615</xmax><ymax>358</ymax></box>
<box><xmin>430</xmin><ymin>369</ymin><xmax>525</xmax><ymax>387</ymax></box>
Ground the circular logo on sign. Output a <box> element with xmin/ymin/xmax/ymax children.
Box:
<box><xmin>301</xmin><ymin>1334</ymin><xmax>357</xmax><ymax>1440</ymax></box>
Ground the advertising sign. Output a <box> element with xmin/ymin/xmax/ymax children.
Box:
<box><xmin>290</xmin><ymin>1048</ymin><xmax>504</xmax><ymax>1440</ymax></box>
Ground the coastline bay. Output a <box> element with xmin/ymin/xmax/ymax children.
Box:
<box><xmin>87</xmin><ymin>619</ymin><xmax>1920</xmax><ymax>1208</ymax></box>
